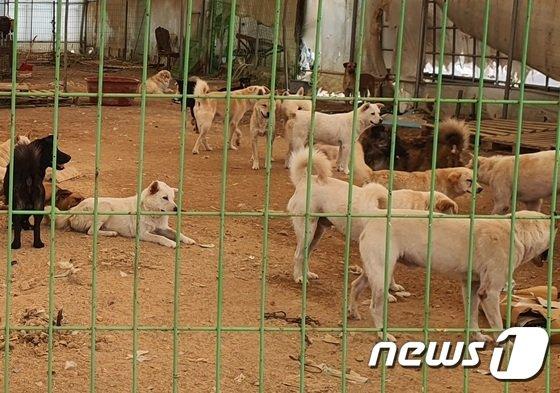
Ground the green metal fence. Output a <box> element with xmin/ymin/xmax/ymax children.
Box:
<box><xmin>1</xmin><ymin>0</ymin><xmax>559</xmax><ymax>392</ymax></box>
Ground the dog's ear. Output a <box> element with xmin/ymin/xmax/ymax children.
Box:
<box><xmin>262</xmin><ymin>86</ymin><xmax>271</xmax><ymax>94</ymax></box>
<box><xmin>375</xmin><ymin>103</ymin><xmax>385</xmax><ymax>109</ymax></box>
<box><xmin>283</xmin><ymin>90</ymin><xmax>290</xmax><ymax>96</ymax></box>
<box><xmin>343</xmin><ymin>62</ymin><xmax>349</xmax><ymax>68</ymax></box>
<box><xmin>149</xmin><ymin>181</ymin><xmax>159</xmax><ymax>195</ymax></box>
<box><xmin>173</xmin><ymin>187</ymin><xmax>179</xmax><ymax>193</ymax></box>
<box><xmin>296</xmin><ymin>87</ymin><xmax>304</xmax><ymax>96</ymax></box>
<box><xmin>360</xmin><ymin>102</ymin><xmax>371</xmax><ymax>112</ymax></box>
<box><xmin>447</xmin><ymin>171</ymin><xmax>461</xmax><ymax>184</ymax></box>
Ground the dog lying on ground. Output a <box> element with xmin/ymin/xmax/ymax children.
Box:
<box><xmin>354</xmin><ymin>210</ymin><xmax>550</xmax><ymax>342</ymax></box>
<box><xmin>192</xmin><ymin>78</ymin><xmax>270</xmax><ymax>154</ymax></box>
<box><xmin>285</xmin><ymin>103</ymin><xmax>383</xmax><ymax>173</ymax></box>
<box><xmin>342</xmin><ymin>62</ymin><xmax>386</xmax><ymax>99</ymax></box>
<box><xmin>472</xmin><ymin>152</ymin><xmax>558</xmax><ymax>214</ymax></box>
<box><xmin>368</xmin><ymin>167</ymin><xmax>482</xmax><ymax>200</ymax></box>
<box><xmin>142</xmin><ymin>70</ymin><xmax>176</xmax><ymax>94</ymax></box>
<box><xmin>44</xmin><ymin>183</ymin><xmax>85</xmax><ymax>210</ymax></box>
<box><xmin>287</xmin><ymin>149</ymin><xmax>458</xmax><ymax>289</ymax></box>
<box><xmin>249</xmin><ymin>100</ymin><xmax>270</xmax><ymax>170</ymax></box>
<box><xmin>53</xmin><ymin>180</ymin><xmax>195</xmax><ymax>248</ymax></box>
<box><xmin>3</xmin><ymin>135</ymin><xmax>71</xmax><ymax>249</ymax></box>
<box><xmin>360</xmin><ymin>119</ymin><xmax>471</xmax><ymax>171</ymax></box>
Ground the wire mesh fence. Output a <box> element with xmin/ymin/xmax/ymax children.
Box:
<box><xmin>0</xmin><ymin>0</ymin><xmax>558</xmax><ymax>392</ymax></box>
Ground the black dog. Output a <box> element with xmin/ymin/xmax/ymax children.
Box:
<box><xmin>3</xmin><ymin>135</ymin><xmax>71</xmax><ymax>249</ymax></box>
<box><xmin>175</xmin><ymin>78</ymin><xmax>199</xmax><ymax>132</ymax></box>
<box><xmin>217</xmin><ymin>76</ymin><xmax>251</xmax><ymax>92</ymax></box>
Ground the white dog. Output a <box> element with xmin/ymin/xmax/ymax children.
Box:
<box><xmin>473</xmin><ymin>152</ymin><xmax>557</xmax><ymax>214</ymax></box>
<box><xmin>285</xmin><ymin>102</ymin><xmax>383</xmax><ymax>173</ymax></box>
<box><xmin>355</xmin><ymin>209</ymin><xmax>550</xmax><ymax>342</ymax></box>
<box><xmin>54</xmin><ymin>181</ymin><xmax>195</xmax><ymax>248</ymax></box>
<box><xmin>287</xmin><ymin>149</ymin><xmax>457</xmax><ymax>290</ymax></box>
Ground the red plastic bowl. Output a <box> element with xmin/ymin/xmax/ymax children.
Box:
<box><xmin>85</xmin><ymin>76</ymin><xmax>140</xmax><ymax>106</ymax></box>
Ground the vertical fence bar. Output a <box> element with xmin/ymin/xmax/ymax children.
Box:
<box><xmin>172</xmin><ymin>0</ymin><xmax>194</xmax><ymax>392</ymax></box>
<box><xmin>257</xmin><ymin>0</ymin><xmax>282</xmax><ymax>390</ymax></box>
<box><xmin>3</xmin><ymin>0</ymin><xmax>19</xmax><ymax>389</ymax></box>
<box><xmin>132</xmin><ymin>0</ymin><xmax>152</xmax><ymax>391</ymax></box>
<box><xmin>380</xmin><ymin>1</ymin><xmax>407</xmax><ymax>391</ymax></box>
<box><xmin>422</xmin><ymin>1</ymin><xmax>448</xmax><ymax>390</ymax></box>
<box><xmin>463</xmin><ymin>1</ymin><xmax>490</xmax><ymax>391</ymax></box>
<box><xmin>173</xmin><ymin>0</ymin><xmax>195</xmax><ymax>387</ymax></box>
<box><xmin>89</xmin><ymin>0</ymin><xmax>108</xmax><ymax>390</ymax></box>
<box><xmin>504</xmin><ymin>2</ymin><xmax>532</xmax><ymax>393</ymax></box>
<box><xmin>339</xmin><ymin>0</ymin><xmax>367</xmax><ymax>390</ymax></box>
<box><xmin>47</xmin><ymin>0</ymin><xmax>64</xmax><ymax>391</ymax></box>
<box><xmin>215</xmin><ymin>0</ymin><xmax>237</xmax><ymax>391</ymax></box>
<box><xmin>544</xmin><ymin>88</ymin><xmax>560</xmax><ymax>393</ymax></box>
<box><xmin>298</xmin><ymin>0</ymin><xmax>323</xmax><ymax>391</ymax></box>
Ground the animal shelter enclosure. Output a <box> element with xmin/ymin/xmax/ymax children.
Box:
<box><xmin>1</xmin><ymin>0</ymin><xmax>560</xmax><ymax>392</ymax></box>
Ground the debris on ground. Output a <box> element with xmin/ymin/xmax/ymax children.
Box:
<box><xmin>64</xmin><ymin>360</ymin><xmax>77</xmax><ymax>370</ymax></box>
<box><xmin>289</xmin><ymin>355</ymin><xmax>368</xmax><ymax>384</ymax></box>
<box><xmin>264</xmin><ymin>311</ymin><xmax>320</xmax><ymax>327</ymax></box>
<box><xmin>127</xmin><ymin>350</ymin><xmax>151</xmax><ymax>363</ymax></box>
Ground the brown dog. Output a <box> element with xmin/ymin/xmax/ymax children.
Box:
<box><xmin>343</xmin><ymin>62</ymin><xmax>385</xmax><ymax>99</ymax></box>
<box><xmin>44</xmin><ymin>183</ymin><xmax>85</xmax><ymax>210</ymax></box>
<box><xmin>142</xmin><ymin>70</ymin><xmax>176</xmax><ymax>94</ymax></box>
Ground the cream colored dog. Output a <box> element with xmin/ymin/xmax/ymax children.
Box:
<box><xmin>285</xmin><ymin>103</ymin><xmax>383</xmax><ymax>173</ymax></box>
<box><xmin>355</xmin><ymin>210</ymin><xmax>550</xmax><ymax>342</ymax></box>
<box><xmin>275</xmin><ymin>87</ymin><xmax>311</xmax><ymax>137</ymax></box>
<box><xmin>53</xmin><ymin>180</ymin><xmax>195</xmax><ymax>248</ymax></box>
<box><xmin>368</xmin><ymin>167</ymin><xmax>482</xmax><ymax>200</ymax></box>
<box><xmin>142</xmin><ymin>70</ymin><xmax>176</xmax><ymax>94</ymax></box>
<box><xmin>250</xmin><ymin>100</ymin><xmax>270</xmax><ymax>170</ymax></box>
<box><xmin>192</xmin><ymin>78</ymin><xmax>270</xmax><ymax>154</ymax></box>
<box><xmin>287</xmin><ymin>149</ymin><xmax>457</xmax><ymax>289</ymax></box>
<box><xmin>473</xmin><ymin>152</ymin><xmax>558</xmax><ymax>214</ymax></box>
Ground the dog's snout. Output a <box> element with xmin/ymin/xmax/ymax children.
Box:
<box><xmin>173</xmin><ymin>206</ymin><xmax>178</xmax><ymax>212</ymax></box>
<box><xmin>476</xmin><ymin>187</ymin><xmax>483</xmax><ymax>194</ymax></box>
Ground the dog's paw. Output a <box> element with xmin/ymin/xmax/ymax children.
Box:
<box><xmin>33</xmin><ymin>241</ymin><xmax>45</xmax><ymax>249</ymax></box>
<box><xmin>251</xmin><ymin>162</ymin><xmax>260</xmax><ymax>170</ymax></box>
<box><xmin>11</xmin><ymin>241</ymin><xmax>21</xmax><ymax>250</ymax></box>
<box><xmin>307</xmin><ymin>271</ymin><xmax>319</xmax><ymax>280</ymax></box>
<box><xmin>473</xmin><ymin>332</ymin><xmax>494</xmax><ymax>344</ymax></box>
<box><xmin>390</xmin><ymin>283</ymin><xmax>406</xmax><ymax>292</ymax></box>
<box><xmin>388</xmin><ymin>294</ymin><xmax>398</xmax><ymax>303</ymax></box>
<box><xmin>192</xmin><ymin>148</ymin><xmax>199</xmax><ymax>155</ymax></box>
<box><xmin>229</xmin><ymin>144</ymin><xmax>238</xmax><ymax>151</ymax></box>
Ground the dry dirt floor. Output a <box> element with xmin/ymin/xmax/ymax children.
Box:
<box><xmin>0</xmin><ymin>64</ymin><xmax>558</xmax><ymax>392</ymax></box>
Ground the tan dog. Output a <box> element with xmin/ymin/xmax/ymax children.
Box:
<box><xmin>367</xmin><ymin>167</ymin><xmax>482</xmax><ymax>200</ymax></box>
<box><xmin>44</xmin><ymin>183</ymin><xmax>85</xmax><ymax>211</ymax></box>
<box><xmin>472</xmin><ymin>152</ymin><xmax>558</xmax><ymax>214</ymax></box>
<box><xmin>249</xmin><ymin>100</ymin><xmax>270</xmax><ymax>170</ymax></box>
<box><xmin>342</xmin><ymin>62</ymin><xmax>385</xmax><ymax>98</ymax></box>
<box><xmin>275</xmin><ymin>87</ymin><xmax>311</xmax><ymax>137</ymax></box>
<box><xmin>192</xmin><ymin>78</ymin><xmax>270</xmax><ymax>154</ymax></box>
<box><xmin>142</xmin><ymin>70</ymin><xmax>175</xmax><ymax>94</ymax></box>
<box><xmin>355</xmin><ymin>210</ymin><xmax>550</xmax><ymax>342</ymax></box>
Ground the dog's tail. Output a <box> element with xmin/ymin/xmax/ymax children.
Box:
<box><xmin>438</xmin><ymin>118</ymin><xmax>469</xmax><ymax>153</ymax></box>
<box><xmin>194</xmin><ymin>78</ymin><xmax>210</xmax><ymax>97</ymax></box>
<box><xmin>289</xmin><ymin>148</ymin><xmax>332</xmax><ymax>186</ymax></box>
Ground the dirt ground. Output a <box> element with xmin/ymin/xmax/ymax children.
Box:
<box><xmin>0</xmin><ymin>64</ymin><xmax>559</xmax><ymax>392</ymax></box>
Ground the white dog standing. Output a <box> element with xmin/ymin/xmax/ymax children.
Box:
<box><xmin>474</xmin><ymin>152</ymin><xmax>558</xmax><ymax>214</ymax></box>
<box><xmin>54</xmin><ymin>180</ymin><xmax>195</xmax><ymax>248</ymax></box>
<box><xmin>287</xmin><ymin>149</ymin><xmax>457</xmax><ymax>293</ymax></box>
<box><xmin>356</xmin><ymin>210</ymin><xmax>550</xmax><ymax>342</ymax></box>
<box><xmin>285</xmin><ymin>102</ymin><xmax>383</xmax><ymax>173</ymax></box>
<box><xmin>250</xmin><ymin>100</ymin><xmax>270</xmax><ymax>170</ymax></box>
